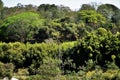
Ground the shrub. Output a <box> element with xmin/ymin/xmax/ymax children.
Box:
<box><xmin>0</xmin><ymin>42</ymin><xmax>74</xmax><ymax>76</ymax></box>
<box><xmin>63</xmin><ymin>28</ymin><xmax>120</xmax><ymax>72</ymax></box>
<box><xmin>0</xmin><ymin>62</ymin><xmax>14</xmax><ymax>79</ymax></box>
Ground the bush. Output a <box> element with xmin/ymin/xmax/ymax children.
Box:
<box><xmin>63</xmin><ymin>28</ymin><xmax>120</xmax><ymax>72</ymax></box>
<box><xmin>0</xmin><ymin>42</ymin><xmax>74</xmax><ymax>75</ymax></box>
<box><xmin>0</xmin><ymin>62</ymin><xmax>14</xmax><ymax>79</ymax></box>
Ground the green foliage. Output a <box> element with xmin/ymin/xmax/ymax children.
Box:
<box><xmin>37</xmin><ymin>4</ymin><xmax>72</xmax><ymax>20</ymax></box>
<box><xmin>78</xmin><ymin>10</ymin><xmax>106</xmax><ymax>28</ymax></box>
<box><xmin>0</xmin><ymin>2</ymin><xmax>119</xmax><ymax>43</ymax></box>
<box><xmin>0</xmin><ymin>12</ymin><xmax>45</xmax><ymax>42</ymax></box>
<box><xmin>46</xmin><ymin>18</ymin><xmax>89</xmax><ymax>41</ymax></box>
<box><xmin>112</xmin><ymin>10</ymin><xmax>120</xmax><ymax>30</ymax></box>
<box><xmin>63</xmin><ymin>28</ymin><xmax>120</xmax><ymax>72</ymax></box>
<box><xmin>97</xmin><ymin>4</ymin><xmax>119</xmax><ymax>20</ymax></box>
<box><xmin>0</xmin><ymin>0</ymin><xmax>3</xmax><ymax>21</ymax></box>
<box><xmin>34</xmin><ymin>26</ymin><xmax>50</xmax><ymax>42</ymax></box>
<box><xmin>0</xmin><ymin>0</ymin><xmax>3</xmax><ymax>11</ymax></box>
<box><xmin>0</xmin><ymin>62</ymin><xmax>14</xmax><ymax>79</ymax></box>
<box><xmin>16</xmin><ymin>68</ymin><xmax>29</xmax><ymax>76</ymax></box>
<box><xmin>97</xmin><ymin>4</ymin><xmax>120</xmax><ymax>32</ymax></box>
<box><xmin>37</xmin><ymin>4</ymin><xmax>60</xmax><ymax>19</ymax></box>
<box><xmin>0</xmin><ymin>31</ymin><xmax>119</xmax><ymax>79</ymax></box>
<box><xmin>80</xmin><ymin>4</ymin><xmax>95</xmax><ymax>10</ymax></box>
<box><xmin>0</xmin><ymin>41</ymin><xmax>74</xmax><ymax>76</ymax></box>
<box><xmin>0</xmin><ymin>2</ymin><xmax>120</xmax><ymax>79</ymax></box>
<box><xmin>36</xmin><ymin>57</ymin><xmax>61</xmax><ymax>78</ymax></box>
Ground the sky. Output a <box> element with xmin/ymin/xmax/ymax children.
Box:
<box><xmin>2</xmin><ymin>0</ymin><xmax>120</xmax><ymax>10</ymax></box>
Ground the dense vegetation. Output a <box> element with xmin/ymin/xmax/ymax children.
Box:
<box><xmin>0</xmin><ymin>0</ymin><xmax>120</xmax><ymax>79</ymax></box>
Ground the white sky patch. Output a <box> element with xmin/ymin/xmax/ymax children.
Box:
<box><xmin>2</xmin><ymin>0</ymin><xmax>120</xmax><ymax>10</ymax></box>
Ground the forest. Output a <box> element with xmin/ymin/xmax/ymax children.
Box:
<box><xmin>0</xmin><ymin>0</ymin><xmax>120</xmax><ymax>80</ymax></box>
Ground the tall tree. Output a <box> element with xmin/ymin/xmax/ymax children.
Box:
<box><xmin>0</xmin><ymin>0</ymin><xmax>3</xmax><ymax>11</ymax></box>
<box><xmin>80</xmin><ymin>4</ymin><xmax>95</xmax><ymax>11</ymax></box>
<box><xmin>97</xmin><ymin>4</ymin><xmax>119</xmax><ymax>21</ymax></box>
<box><xmin>0</xmin><ymin>0</ymin><xmax>3</xmax><ymax>20</ymax></box>
<box><xmin>37</xmin><ymin>4</ymin><xmax>59</xmax><ymax>19</ymax></box>
<box><xmin>37</xmin><ymin>4</ymin><xmax>72</xmax><ymax>19</ymax></box>
<box><xmin>77</xmin><ymin>10</ymin><xmax>106</xmax><ymax>28</ymax></box>
<box><xmin>0</xmin><ymin>12</ymin><xmax>45</xmax><ymax>42</ymax></box>
<box><xmin>112</xmin><ymin>10</ymin><xmax>120</xmax><ymax>26</ymax></box>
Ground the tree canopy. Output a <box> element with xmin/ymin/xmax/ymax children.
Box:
<box><xmin>0</xmin><ymin>1</ymin><xmax>120</xmax><ymax>80</ymax></box>
<box><xmin>0</xmin><ymin>12</ymin><xmax>45</xmax><ymax>42</ymax></box>
<box><xmin>97</xmin><ymin>4</ymin><xmax>119</xmax><ymax>20</ymax></box>
<box><xmin>80</xmin><ymin>4</ymin><xmax>95</xmax><ymax>11</ymax></box>
<box><xmin>78</xmin><ymin>10</ymin><xmax>106</xmax><ymax>28</ymax></box>
<box><xmin>0</xmin><ymin>0</ymin><xmax>3</xmax><ymax>11</ymax></box>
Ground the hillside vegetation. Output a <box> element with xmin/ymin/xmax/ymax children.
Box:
<box><xmin>0</xmin><ymin>0</ymin><xmax>120</xmax><ymax>79</ymax></box>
